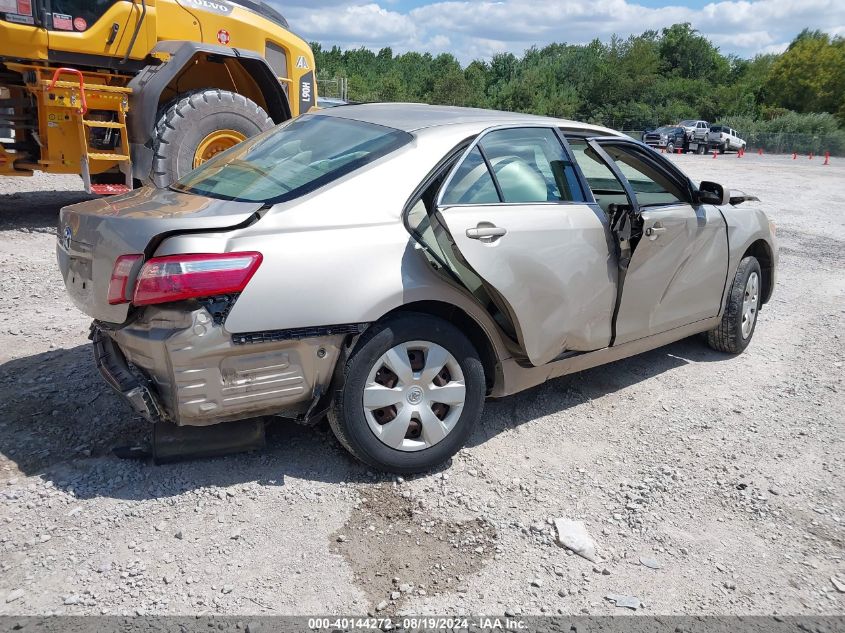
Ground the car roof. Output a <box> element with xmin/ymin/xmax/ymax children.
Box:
<box><xmin>313</xmin><ymin>102</ymin><xmax>618</xmax><ymax>136</ymax></box>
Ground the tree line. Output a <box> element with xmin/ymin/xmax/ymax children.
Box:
<box><xmin>312</xmin><ymin>24</ymin><xmax>845</xmax><ymax>148</ymax></box>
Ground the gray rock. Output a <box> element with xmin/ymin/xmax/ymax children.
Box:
<box><xmin>222</xmin><ymin>584</ymin><xmax>234</xmax><ymax>594</ymax></box>
<box><xmin>376</xmin><ymin>600</ymin><xmax>389</xmax><ymax>611</ymax></box>
<box><xmin>605</xmin><ymin>594</ymin><xmax>641</xmax><ymax>610</ymax></box>
<box><xmin>5</xmin><ymin>589</ymin><xmax>24</xmax><ymax>603</ymax></box>
<box><xmin>63</xmin><ymin>595</ymin><xmax>80</xmax><ymax>605</ymax></box>
<box><xmin>554</xmin><ymin>519</ymin><xmax>597</xmax><ymax>562</ymax></box>
<box><xmin>832</xmin><ymin>576</ymin><xmax>845</xmax><ymax>593</ymax></box>
<box><xmin>531</xmin><ymin>578</ymin><xmax>543</xmax><ymax>587</ymax></box>
<box><xmin>174</xmin><ymin>529</ymin><xmax>184</xmax><ymax>540</ymax></box>
<box><xmin>639</xmin><ymin>556</ymin><xmax>663</xmax><ymax>570</ymax></box>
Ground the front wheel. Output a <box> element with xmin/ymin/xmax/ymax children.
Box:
<box><xmin>706</xmin><ymin>256</ymin><xmax>762</xmax><ymax>354</ymax></box>
<box><xmin>328</xmin><ymin>313</ymin><xmax>485</xmax><ymax>473</ymax></box>
<box><xmin>666</xmin><ymin>142</ymin><xmax>675</xmax><ymax>153</ymax></box>
<box><xmin>151</xmin><ymin>89</ymin><xmax>274</xmax><ymax>188</ymax></box>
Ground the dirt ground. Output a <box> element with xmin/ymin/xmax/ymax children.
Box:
<box><xmin>0</xmin><ymin>153</ymin><xmax>843</xmax><ymax>617</ymax></box>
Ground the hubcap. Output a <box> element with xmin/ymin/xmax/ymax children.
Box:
<box><xmin>741</xmin><ymin>271</ymin><xmax>759</xmax><ymax>339</ymax></box>
<box><xmin>363</xmin><ymin>340</ymin><xmax>466</xmax><ymax>452</ymax></box>
<box><xmin>193</xmin><ymin>129</ymin><xmax>246</xmax><ymax>167</ymax></box>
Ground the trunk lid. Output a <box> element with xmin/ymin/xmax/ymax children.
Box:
<box><xmin>56</xmin><ymin>187</ymin><xmax>264</xmax><ymax>324</ymax></box>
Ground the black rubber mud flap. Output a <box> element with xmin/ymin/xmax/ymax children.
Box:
<box><xmin>151</xmin><ymin>419</ymin><xmax>266</xmax><ymax>464</ymax></box>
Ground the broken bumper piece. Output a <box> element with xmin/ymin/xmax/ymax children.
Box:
<box><xmin>91</xmin><ymin>324</ymin><xmax>164</xmax><ymax>423</ymax></box>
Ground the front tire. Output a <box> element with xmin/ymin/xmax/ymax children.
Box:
<box><xmin>328</xmin><ymin>313</ymin><xmax>485</xmax><ymax>473</ymax></box>
<box><xmin>151</xmin><ymin>89</ymin><xmax>274</xmax><ymax>188</ymax></box>
<box><xmin>707</xmin><ymin>256</ymin><xmax>762</xmax><ymax>354</ymax></box>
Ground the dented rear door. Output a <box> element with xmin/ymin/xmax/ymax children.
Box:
<box><xmin>429</xmin><ymin>126</ymin><xmax>617</xmax><ymax>366</ymax></box>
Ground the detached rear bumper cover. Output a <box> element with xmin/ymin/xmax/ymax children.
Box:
<box><xmin>91</xmin><ymin>325</ymin><xmax>164</xmax><ymax>423</ymax></box>
<box><xmin>93</xmin><ymin>307</ymin><xmax>345</xmax><ymax>427</ymax></box>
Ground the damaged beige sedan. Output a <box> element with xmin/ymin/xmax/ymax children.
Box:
<box><xmin>57</xmin><ymin>104</ymin><xmax>777</xmax><ymax>472</ymax></box>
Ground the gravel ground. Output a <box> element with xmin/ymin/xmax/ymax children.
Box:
<box><xmin>0</xmin><ymin>153</ymin><xmax>843</xmax><ymax>617</ymax></box>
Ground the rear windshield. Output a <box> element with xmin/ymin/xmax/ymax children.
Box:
<box><xmin>172</xmin><ymin>114</ymin><xmax>412</xmax><ymax>203</ymax></box>
<box><xmin>710</xmin><ymin>126</ymin><xmax>724</xmax><ymax>132</ymax></box>
<box><xmin>678</xmin><ymin>120</ymin><xmax>697</xmax><ymax>127</ymax></box>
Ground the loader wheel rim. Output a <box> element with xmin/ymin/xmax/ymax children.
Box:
<box><xmin>193</xmin><ymin>130</ymin><xmax>246</xmax><ymax>167</ymax></box>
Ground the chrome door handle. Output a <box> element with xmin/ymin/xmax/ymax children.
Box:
<box><xmin>466</xmin><ymin>225</ymin><xmax>507</xmax><ymax>240</ymax></box>
<box><xmin>645</xmin><ymin>224</ymin><xmax>667</xmax><ymax>239</ymax></box>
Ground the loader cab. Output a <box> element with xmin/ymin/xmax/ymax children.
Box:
<box><xmin>36</xmin><ymin>0</ymin><xmax>153</xmax><ymax>68</ymax></box>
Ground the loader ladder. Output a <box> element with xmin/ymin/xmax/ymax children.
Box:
<box><xmin>44</xmin><ymin>68</ymin><xmax>133</xmax><ymax>195</ymax></box>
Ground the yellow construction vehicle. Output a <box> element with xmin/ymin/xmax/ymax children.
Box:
<box><xmin>0</xmin><ymin>0</ymin><xmax>316</xmax><ymax>194</ymax></box>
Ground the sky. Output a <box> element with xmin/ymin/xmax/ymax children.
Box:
<box><xmin>271</xmin><ymin>0</ymin><xmax>845</xmax><ymax>63</ymax></box>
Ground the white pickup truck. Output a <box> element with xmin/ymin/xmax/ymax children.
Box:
<box><xmin>708</xmin><ymin>125</ymin><xmax>747</xmax><ymax>153</ymax></box>
<box><xmin>676</xmin><ymin>120</ymin><xmax>716</xmax><ymax>153</ymax></box>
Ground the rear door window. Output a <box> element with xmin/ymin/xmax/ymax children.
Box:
<box><xmin>439</xmin><ymin>147</ymin><xmax>500</xmax><ymax>205</ymax></box>
<box><xmin>440</xmin><ymin>127</ymin><xmax>586</xmax><ymax>205</ymax></box>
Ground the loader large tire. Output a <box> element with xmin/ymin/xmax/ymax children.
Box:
<box><xmin>151</xmin><ymin>89</ymin><xmax>274</xmax><ymax>188</ymax></box>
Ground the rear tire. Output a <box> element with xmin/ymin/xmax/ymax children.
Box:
<box><xmin>151</xmin><ymin>89</ymin><xmax>274</xmax><ymax>188</ymax></box>
<box><xmin>328</xmin><ymin>313</ymin><xmax>485</xmax><ymax>474</ymax></box>
<box><xmin>706</xmin><ymin>256</ymin><xmax>762</xmax><ymax>354</ymax></box>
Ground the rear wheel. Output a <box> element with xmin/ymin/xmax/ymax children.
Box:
<box><xmin>666</xmin><ymin>142</ymin><xmax>675</xmax><ymax>153</ymax></box>
<box><xmin>706</xmin><ymin>256</ymin><xmax>762</xmax><ymax>354</ymax></box>
<box><xmin>328</xmin><ymin>313</ymin><xmax>485</xmax><ymax>473</ymax></box>
<box><xmin>151</xmin><ymin>89</ymin><xmax>274</xmax><ymax>188</ymax></box>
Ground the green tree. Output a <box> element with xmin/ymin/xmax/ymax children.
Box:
<box><xmin>659</xmin><ymin>23</ymin><xmax>728</xmax><ymax>82</ymax></box>
<box><xmin>765</xmin><ymin>30</ymin><xmax>845</xmax><ymax>122</ymax></box>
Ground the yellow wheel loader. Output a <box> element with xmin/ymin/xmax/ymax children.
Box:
<box><xmin>0</xmin><ymin>0</ymin><xmax>316</xmax><ymax>194</ymax></box>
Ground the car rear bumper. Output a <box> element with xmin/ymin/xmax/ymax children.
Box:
<box><xmin>93</xmin><ymin>307</ymin><xmax>347</xmax><ymax>427</ymax></box>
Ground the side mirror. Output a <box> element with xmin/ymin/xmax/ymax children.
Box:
<box><xmin>697</xmin><ymin>181</ymin><xmax>730</xmax><ymax>205</ymax></box>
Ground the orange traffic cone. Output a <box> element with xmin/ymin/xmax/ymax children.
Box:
<box><xmin>712</xmin><ymin>149</ymin><xmax>718</xmax><ymax>159</ymax></box>
<box><xmin>823</xmin><ymin>152</ymin><xmax>830</xmax><ymax>165</ymax></box>
<box><xmin>757</xmin><ymin>148</ymin><xmax>763</xmax><ymax>155</ymax></box>
<box><xmin>792</xmin><ymin>152</ymin><xmax>797</xmax><ymax>160</ymax></box>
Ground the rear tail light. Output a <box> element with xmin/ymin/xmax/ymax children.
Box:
<box><xmin>132</xmin><ymin>252</ymin><xmax>263</xmax><ymax>306</ymax></box>
<box><xmin>108</xmin><ymin>254</ymin><xmax>144</xmax><ymax>305</ymax></box>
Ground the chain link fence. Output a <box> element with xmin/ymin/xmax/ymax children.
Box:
<box><xmin>623</xmin><ymin>130</ymin><xmax>844</xmax><ymax>156</ymax></box>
